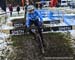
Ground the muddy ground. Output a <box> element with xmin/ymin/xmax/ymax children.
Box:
<box><xmin>10</xmin><ymin>32</ymin><xmax>74</xmax><ymax>60</ymax></box>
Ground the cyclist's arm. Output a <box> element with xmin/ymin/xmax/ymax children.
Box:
<box><xmin>26</xmin><ymin>13</ymin><xmax>30</xmax><ymax>28</ymax></box>
<box><xmin>36</xmin><ymin>10</ymin><xmax>43</xmax><ymax>23</ymax></box>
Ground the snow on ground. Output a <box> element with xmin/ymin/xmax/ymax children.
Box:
<box><xmin>69</xmin><ymin>30</ymin><xmax>75</xmax><ymax>39</ymax></box>
<box><xmin>7</xmin><ymin>15</ymin><xmax>24</xmax><ymax>22</ymax></box>
<box><xmin>0</xmin><ymin>32</ymin><xmax>10</xmax><ymax>51</ymax></box>
<box><xmin>0</xmin><ymin>24</ymin><xmax>14</xmax><ymax>30</ymax></box>
<box><xmin>0</xmin><ymin>7</ymin><xmax>24</xmax><ymax>51</ymax></box>
<box><xmin>0</xmin><ymin>32</ymin><xmax>10</xmax><ymax>39</ymax></box>
<box><xmin>0</xmin><ymin>7</ymin><xmax>24</xmax><ymax>18</ymax></box>
<box><xmin>6</xmin><ymin>9</ymin><xmax>24</xmax><ymax>18</ymax></box>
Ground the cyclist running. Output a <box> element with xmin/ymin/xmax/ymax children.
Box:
<box><xmin>25</xmin><ymin>5</ymin><xmax>43</xmax><ymax>41</ymax></box>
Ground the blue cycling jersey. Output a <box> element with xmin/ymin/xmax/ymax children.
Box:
<box><xmin>26</xmin><ymin>10</ymin><xmax>43</xmax><ymax>28</ymax></box>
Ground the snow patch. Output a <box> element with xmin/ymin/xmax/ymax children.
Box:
<box><xmin>0</xmin><ymin>25</ymin><xmax>14</xmax><ymax>30</ymax></box>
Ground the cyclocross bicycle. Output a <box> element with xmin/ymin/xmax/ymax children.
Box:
<box><xmin>26</xmin><ymin>25</ymin><xmax>45</xmax><ymax>54</ymax></box>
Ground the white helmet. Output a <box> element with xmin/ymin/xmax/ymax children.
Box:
<box><xmin>27</xmin><ymin>5</ymin><xmax>35</xmax><ymax>11</ymax></box>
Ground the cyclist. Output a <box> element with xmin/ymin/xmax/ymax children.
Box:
<box><xmin>25</xmin><ymin>5</ymin><xmax>43</xmax><ymax>41</ymax></box>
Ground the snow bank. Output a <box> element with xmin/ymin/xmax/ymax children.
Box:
<box><xmin>0</xmin><ymin>25</ymin><xmax>14</xmax><ymax>30</ymax></box>
<box><xmin>7</xmin><ymin>15</ymin><xmax>24</xmax><ymax>22</ymax></box>
<box><xmin>0</xmin><ymin>33</ymin><xmax>10</xmax><ymax>39</ymax></box>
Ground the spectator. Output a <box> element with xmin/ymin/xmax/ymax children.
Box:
<box><xmin>9</xmin><ymin>4</ymin><xmax>13</xmax><ymax>16</ymax></box>
<box><xmin>16</xmin><ymin>5</ymin><xmax>20</xmax><ymax>15</ymax></box>
<box><xmin>50</xmin><ymin>0</ymin><xmax>58</xmax><ymax>7</ymax></box>
<box><xmin>35</xmin><ymin>2</ymin><xmax>42</xmax><ymax>9</ymax></box>
<box><xmin>40</xmin><ymin>3</ymin><xmax>43</xmax><ymax>9</ymax></box>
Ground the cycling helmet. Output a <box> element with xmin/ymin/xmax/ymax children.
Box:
<box><xmin>27</xmin><ymin>5</ymin><xmax>35</xmax><ymax>11</ymax></box>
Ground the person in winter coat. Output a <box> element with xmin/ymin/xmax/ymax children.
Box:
<box><xmin>16</xmin><ymin>5</ymin><xmax>20</xmax><ymax>15</ymax></box>
<box><xmin>9</xmin><ymin>4</ymin><xmax>13</xmax><ymax>16</ymax></box>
